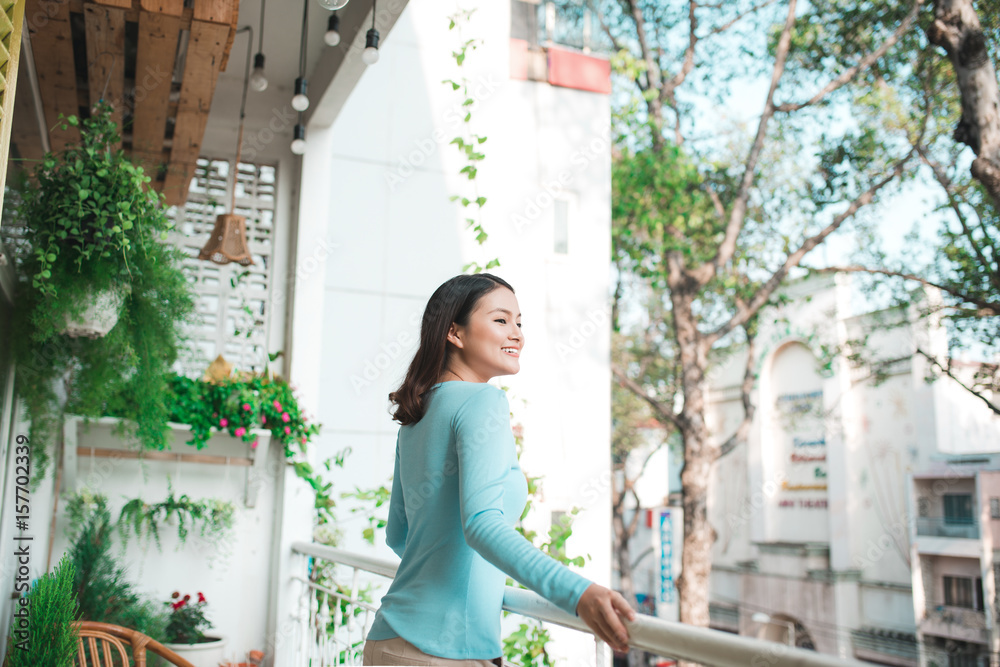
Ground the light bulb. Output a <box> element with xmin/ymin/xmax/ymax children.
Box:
<box><xmin>362</xmin><ymin>28</ymin><xmax>380</xmax><ymax>65</ymax></box>
<box><xmin>324</xmin><ymin>14</ymin><xmax>341</xmax><ymax>46</ymax></box>
<box><xmin>317</xmin><ymin>0</ymin><xmax>349</xmax><ymax>9</ymax></box>
<box><xmin>250</xmin><ymin>53</ymin><xmax>268</xmax><ymax>91</ymax></box>
<box><xmin>291</xmin><ymin>77</ymin><xmax>309</xmax><ymax>112</ymax></box>
<box><xmin>291</xmin><ymin>124</ymin><xmax>306</xmax><ymax>155</ymax></box>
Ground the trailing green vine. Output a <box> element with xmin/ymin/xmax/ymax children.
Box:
<box><xmin>443</xmin><ymin>7</ymin><xmax>499</xmax><ymax>275</ymax></box>
<box><xmin>64</xmin><ymin>487</ymin><xmax>236</xmax><ymax>553</ymax></box>
<box><xmin>501</xmin><ymin>387</ymin><xmax>590</xmax><ymax>667</ymax></box>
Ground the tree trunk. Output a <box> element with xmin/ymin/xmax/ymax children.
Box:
<box><xmin>927</xmin><ymin>0</ymin><xmax>1000</xmax><ymax>206</ymax></box>
<box><xmin>613</xmin><ymin>506</ymin><xmax>639</xmax><ymax>610</ymax></box>
<box><xmin>670</xmin><ymin>286</ymin><xmax>716</xmax><ymax>637</ymax></box>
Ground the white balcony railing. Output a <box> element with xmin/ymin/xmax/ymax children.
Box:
<box><xmin>289</xmin><ymin>541</ymin><xmax>868</xmax><ymax>667</ymax></box>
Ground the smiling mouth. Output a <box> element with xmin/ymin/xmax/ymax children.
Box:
<box><xmin>501</xmin><ymin>347</ymin><xmax>519</xmax><ymax>357</ymax></box>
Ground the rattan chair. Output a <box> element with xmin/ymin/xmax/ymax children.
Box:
<box><xmin>73</xmin><ymin>621</ymin><xmax>195</xmax><ymax>667</ymax></box>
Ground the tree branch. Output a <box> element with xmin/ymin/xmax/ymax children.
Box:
<box><xmin>708</xmin><ymin>151</ymin><xmax>914</xmax><ymax>343</ymax></box>
<box><xmin>926</xmin><ymin>0</ymin><xmax>1000</xmax><ymax>207</ymax></box>
<box><xmin>916</xmin><ymin>347</ymin><xmax>1000</xmax><ymax>417</ymax></box>
<box><xmin>917</xmin><ymin>146</ymin><xmax>1000</xmax><ymax>291</ymax></box>
<box><xmin>774</xmin><ymin>0</ymin><xmax>924</xmax><ymax>112</ymax></box>
<box><xmin>718</xmin><ymin>328</ymin><xmax>756</xmax><ymax>458</ymax></box>
<box><xmin>612</xmin><ymin>363</ymin><xmax>686</xmax><ymax>431</ymax></box>
<box><xmin>694</xmin><ymin>0</ymin><xmax>799</xmax><ymax>285</ymax></box>
<box><xmin>810</xmin><ymin>265</ymin><xmax>1000</xmax><ymax>317</ymax></box>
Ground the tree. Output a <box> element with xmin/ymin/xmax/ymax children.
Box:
<box><xmin>578</xmin><ymin>0</ymin><xmax>1000</xmax><ymax>638</ymax></box>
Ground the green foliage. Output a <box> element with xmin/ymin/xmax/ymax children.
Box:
<box><xmin>443</xmin><ymin>8</ymin><xmax>499</xmax><ymax>274</ymax></box>
<box><xmin>501</xmin><ymin>389</ymin><xmax>589</xmax><ymax>666</ymax></box>
<box><xmin>66</xmin><ymin>496</ymin><xmax>169</xmax><ymax>641</ymax></box>
<box><xmin>7</xmin><ymin>102</ymin><xmax>195</xmax><ymax>486</ymax></box>
<box><xmin>66</xmin><ymin>488</ymin><xmax>235</xmax><ymax>553</ymax></box>
<box><xmin>5</xmin><ymin>555</ymin><xmax>80</xmax><ymax>667</ymax></box>
<box><xmin>341</xmin><ymin>484</ymin><xmax>390</xmax><ymax>544</ymax></box>
<box><xmin>164</xmin><ymin>591</ymin><xmax>212</xmax><ymax>644</ymax></box>
<box><xmin>163</xmin><ymin>372</ymin><xmax>332</xmax><ymax>521</ymax></box>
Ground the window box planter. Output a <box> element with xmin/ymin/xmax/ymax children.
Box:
<box><xmin>63</xmin><ymin>416</ymin><xmax>272</xmax><ymax>507</ymax></box>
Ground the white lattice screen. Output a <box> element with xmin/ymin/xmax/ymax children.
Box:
<box><xmin>166</xmin><ymin>157</ymin><xmax>278</xmax><ymax>378</ymax></box>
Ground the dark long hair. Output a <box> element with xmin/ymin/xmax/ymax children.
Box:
<box><xmin>389</xmin><ymin>273</ymin><xmax>514</xmax><ymax>425</ymax></box>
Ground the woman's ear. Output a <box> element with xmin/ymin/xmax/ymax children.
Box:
<box><xmin>446</xmin><ymin>323</ymin><xmax>464</xmax><ymax>348</ymax></box>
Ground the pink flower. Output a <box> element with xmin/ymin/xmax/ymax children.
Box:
<box><xmin>235</xmin><ymin>427</ymin><xmax>247</xmax><ymax>437</ymax></box>
<box><xmin>301</xmin><ymin>436</ymin><xmax>307</xmax><ymax>444</ymax></box>
<box><xmin>260</xmin><ymin>415</ymin><xmax>267</xmax><ymax>424</ymax></box>
<box><xmin>284</xmin><ymin>426</ymin><xmax>291</xmax><ymax>435</ymax></box>
<box><xmin>273</xmin><ymin>400</ymin><xmax>282</xmax><ymax>411</ymax></box>
<box><xmin>251</xmin><ymin>439</ymin><xmax>259</xmax><ymax>449</ymax></box>
<box><xmin>282</xmin><ymin>412</ymin><xmax>291</xmax><ymax>423</ymax></box>
<box><xmin>219</xmin><ymin>418</ymin><xmax>228</xmax><ymax>427</ymax></box>
<box><xmin>242</xmin><ymin>403</ymin><xmax>251</xmax><ymax>411</ymax></box>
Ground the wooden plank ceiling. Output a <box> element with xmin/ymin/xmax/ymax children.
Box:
<box><xmin>13</xmin><ymin>0</ymin><xmax>239</xmax><ymax>206</ymax></box>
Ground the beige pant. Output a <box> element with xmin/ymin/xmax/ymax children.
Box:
<box><xmin>362</xmin><ymin>636</ymin><xmax>503</xmax><ymax>666</ymax></box>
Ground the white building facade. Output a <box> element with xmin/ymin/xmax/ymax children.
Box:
<box><xmin>704</xmin><ymin>274</ymin><xmax>1000</xmax><ymax>665</ymax></box>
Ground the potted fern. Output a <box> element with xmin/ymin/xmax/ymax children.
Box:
<box><xmin>7</xmin><ymin>102</ymin><xmax>195</xmax><ymax>486</ymax></box>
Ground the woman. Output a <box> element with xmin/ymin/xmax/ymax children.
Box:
<box><xmin>363</xmin><ymin>273</ymin><xmax>635</xmax><ymax>666</ymax></box>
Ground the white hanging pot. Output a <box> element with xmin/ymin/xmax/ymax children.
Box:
<box><xmin>62</xmin><ymin>283</ymin><xmax>130</xmax><ymax>339</ymax></box>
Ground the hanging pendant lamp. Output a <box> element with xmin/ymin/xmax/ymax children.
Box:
<box><xmin>199</xmin><ymin>26</ymin><xmax>256</xmax><ymax>266</ymax></box>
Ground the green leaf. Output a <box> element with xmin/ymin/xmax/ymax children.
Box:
<box><xmin>475</xmin><ymin>196</ymin><xmax>487</xmax><ymax>206</ymax></box>
<box><xmin>78</xmin><ymin>189</ymin><xmax>90</xmax><ymax>199</ymax></box>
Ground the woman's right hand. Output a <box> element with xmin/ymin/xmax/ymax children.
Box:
<box><xmin>575</xmin><ymin>583</ymin><xmax>636</xmax><ymax>653</ymax></box>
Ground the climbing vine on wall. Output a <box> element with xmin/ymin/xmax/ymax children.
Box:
<box><xmin>443</xmin><ymin>6</ymin><xmax>499</xmax><ymax>274</ymax></box>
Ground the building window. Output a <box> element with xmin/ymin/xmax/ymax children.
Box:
<box><xmin>167</xmin><ymin>158</ymin><xmax>277</xmax><ymax>377</ymax></box>
<box><xmin>943</xmin><ymin>576</ymin><xmax>984</xmax><ymax>610</ymax></box>
<box><xmin>944</xmin><ymin>494</ymin><xmax>974</xmax><ymax>524</ymax></box>
<box><xmin>991</xmin><ymin>497</ymin><xmax>1000</xmax><ymax>519</ymax></box>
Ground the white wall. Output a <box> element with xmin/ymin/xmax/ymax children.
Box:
<box><xmin>298</xmin><ymin>0</ymin><xmax>613</xmax><ymax>664</ymax></box>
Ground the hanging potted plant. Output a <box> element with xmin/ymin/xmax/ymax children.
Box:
<box><xmin>162</xmin><ymin>591</ymin><xmax>228</xmax><ymax>667</ymax></box>
<box><xmin>7</xmin><ymin>101</ymin><xmax>195</xmax><ymax>486</ymax></box>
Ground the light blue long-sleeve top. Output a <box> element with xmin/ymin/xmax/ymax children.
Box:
<box><xmin>366</xmin><ymin>381</ymin><xmax>593</xmax><ymax>660</ymax></box>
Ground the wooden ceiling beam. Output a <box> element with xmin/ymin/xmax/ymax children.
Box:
<box><xmin>131</xmin><ymin>8</ymin><xmax>179</xmax><ymax>184</ymax></box>
<box><xmin>162</xmin><ymin>18</ymin><xmax>228</xmax><ymax>205</ymax></box>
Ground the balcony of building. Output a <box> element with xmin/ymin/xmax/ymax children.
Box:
<box><xmin>288</xmin><ymin>542</ymin><xmax>871</xmax><ymax>667</ymax></box>
<box><xmin>913</xmin><ymin>476</ymin><xmax>984</xmax><ymax>556</ymax></box>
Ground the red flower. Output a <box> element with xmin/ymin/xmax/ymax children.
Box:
<box><xmin>197</xmin><ymin>592</ymin><xmax>206</xmax><ymax>603</ymax></box>
<box><xmin>172</xmin><ymin>600</ymin><xmax>186</xmax><ymax>610</ymax></box>
<box><xmin>171</xmin><ymin>591</ymin><xmax>180</xmax><ymax>599</ymax></box>
<box><xmin>183</xmin><ymin>594</ymin><xmax>191</xmax><ymax>601</ymax></box>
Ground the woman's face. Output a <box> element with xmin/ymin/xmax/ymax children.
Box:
<box><xmin>446</xmin><ymin>287</ymin><xmax>524</xmax><ymax>382</ymax></box>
